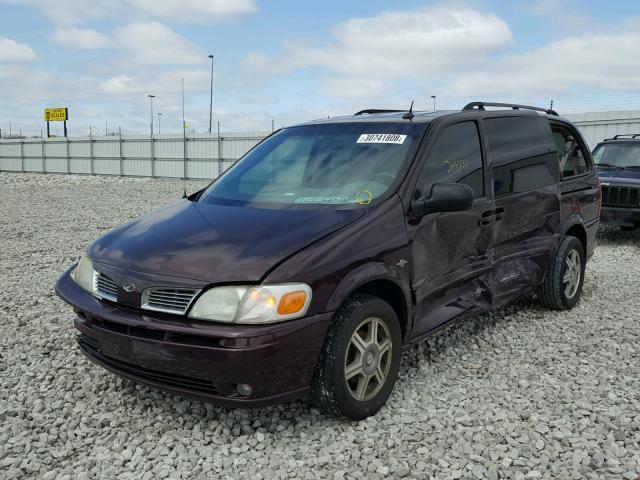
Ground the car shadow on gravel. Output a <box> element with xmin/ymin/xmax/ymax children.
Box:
<box><xmin>399</xmin><ymin>294</ymin><xmax>542</xmax><ymax>367</ymax></box>
<box><xmin>597</xmin><ymin>224</ymin><xmax>640</xmax><ymax>244</ymax></box>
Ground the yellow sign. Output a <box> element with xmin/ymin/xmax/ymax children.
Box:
<box><xmin>44</xmin><ymin>108</ymin><xmax>68</xmax><ymax>122</ymax></box>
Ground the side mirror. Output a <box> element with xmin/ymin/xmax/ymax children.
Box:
<box><xmin>411</xmin><ymin>183</ymin><xmax>474</xmax><ymax>217</ymax></box>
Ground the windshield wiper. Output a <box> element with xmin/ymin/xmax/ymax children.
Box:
<box><xmin>596</xmin><ymin>163</ymin><xmax>624</xmax><ymax>169</ymax></box>
<box><xmin>623</xmin><ymin>165</ymin><xmax>640</xmax><ymax>170</ymax></box>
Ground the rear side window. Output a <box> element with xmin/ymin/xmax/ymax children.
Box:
<box><xmin>552</xmin><ymin>127</ymin><xmax>591</xmax><ymax>178</ymax></box>
<box><xmin>485</xmin><ymin>116</ymin><xmax>559</xmax><ymax>197</ymax></box>
<box><xmin>417</xmin><ymin>121</ymin><xmax>484</xmax><ymax>198</ymax></box>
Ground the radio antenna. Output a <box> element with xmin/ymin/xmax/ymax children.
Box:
<box><xmin>182</xmin><ymin>78</ymin><xmax>187</xmax><ymax>199</ymax></box>
<box><xmin>402</xmin><ymin>100</ymin><xmax>414</xmax><ymax>120</ymax></box>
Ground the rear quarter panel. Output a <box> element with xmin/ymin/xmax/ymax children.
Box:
<box><xmin>553</xmin><ymin>119</ymin><xmax>600</xmax><ymax>260</ymax></box>
<box><xmin>559</xmin><ymin>175</ymin><xmax>600</xmax><ymax>260</ymax></box>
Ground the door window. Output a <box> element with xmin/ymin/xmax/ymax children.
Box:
<box><xmin>485</xmin><ymin>116</ymin><xmax>559</xmax><ymax>197</ymax></box>
<box><xmin>417</xmin><ymin>121</ymin><xmax>484</xmax><ymax>198</ymax></box>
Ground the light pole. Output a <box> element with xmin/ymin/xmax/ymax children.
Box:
<box><xmin>208</xmin><ymin>54</ymin><xmax>214</xmax><ymax>134</ymax></box>
<box><xmin>148</xmin><ymin>94</ymin><xmax>155</xmax><ymax>135</ymax></box>
<box><xmin>157</xmin><ymin>112</ymin><xmax>162</xmax><ymax>134</ymax></box>
<box><xmin>430</xmin><ymin>95</ymin><xmax>436</xmax><ymax>112</ymax></box>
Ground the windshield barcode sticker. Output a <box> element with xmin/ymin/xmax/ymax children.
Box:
<box><xmin>357</xmin><ymin>134</ymin><xmax>407</xmax><ymax>144</ymax></box>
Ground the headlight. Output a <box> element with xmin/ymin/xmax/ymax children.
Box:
<box><xmin>188</xmin><ymin>283</ymin><xmax>312</xmax><ymax>324</ymax></box>
<box><xmin>71</xmin><ymin>255</ymin><xmax>95</xmax><ymax>293</ymax></box>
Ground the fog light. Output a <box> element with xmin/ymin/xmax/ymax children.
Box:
<box><xmin>235</xmin><ymin>383</ymin><xmax>253</xmax><ymax>397</ymax></box>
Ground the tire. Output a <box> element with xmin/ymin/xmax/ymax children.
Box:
<box><xmin>311</xmin><ymin>294</ymin><xmax>402</xmax><ymax>420</ymax></box>
<box><xmin>538</xmin><ymin>236</ymin><xmax>585</xmax><ymax>310</ymax></box>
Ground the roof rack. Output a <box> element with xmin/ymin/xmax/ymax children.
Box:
<box><xmin>607</xmin><ymin>134</ymin><xmax>640</xmax><ymax>140</ymax></box>
<box><xmin>354</xmin><ymin>109</ymin><xmax>404</xmax><ymax>116</ymax></box>
<box><xmin>463</xmin><ymin>101</ymin><xmax>559</xmax><ymax>116</ymax></box>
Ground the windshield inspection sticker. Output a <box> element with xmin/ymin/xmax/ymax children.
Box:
<box><xmin>357</xmin><ymin>133</ymin><xmax>407</xmax><ymax>144</ymax></box>
<box><xmin>356</xmin><ymin>190</ymin><xmax>372</xmax><ymax>205</ymax></box>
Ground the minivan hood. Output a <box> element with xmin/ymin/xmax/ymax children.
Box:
<box><xmin>89</xmin><ymin>200</ymin><xmax>363</xmax><ymax>283</ymax></box>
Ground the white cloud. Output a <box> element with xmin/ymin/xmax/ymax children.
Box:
<box><xmin>99</xmin><ymin>74</ymin><xmax>135</xmax><ymax>94</ymax></box>
<box><xmin>450</xmin><ymin>31</ymin><xmax>640</xmax><ymax>96</ymax></box>
<box><xmin>51</xmin><ymin>28</ymin><xmax>112</xmax><ymax>49</ymax></box>
<box><xmin>0</xmin><ymin>0</ymin><xmax>123</xmax><ymax>26</ymax></box>
<box><xmin>98</xmin><ymin>67</ymin><xmax>215</xmax><ymax>98</ymax></box>
<box><xmin>0</xmin><ymin>0</ymin><xmax>256</xmax><ymax>25</ymax></box>
<box><xmin>114</xmin><ymin>22</ymin><xmax>203</xmax><ymax>65</ymax></box>
<box><xmin>245</xmin><ymin>7</ymin><xmax>513</xmax><ymax>77</ymax></box>
<box><xmin>132</xmin><ymin>0</ymin><xmax>258</xmax><ymax>23</ymax></box>
<box><xmin>0</xmin><ymin>37</ymin><xmax>37</xmax><ymax>62</ymax></box>
<box><xmin>526</xmin><ymin>0</ymin><xmax>592</xmax><ymax>30</ymax></box>
<box><xmin>319</xmin><ymin>77</ymin><xmax>386</xmax><ymax>98</ymax></box>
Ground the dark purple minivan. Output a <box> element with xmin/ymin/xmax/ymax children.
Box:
<box><xmin>56</xmin><ymin>102</ymin><xmax>600</xmax><ymax>419</ymax></box>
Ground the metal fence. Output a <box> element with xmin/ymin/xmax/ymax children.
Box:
<box><xmin>0</xmin><ymin>131</ymin><xmax>269</xmax><ymax>179</ymax></box>
<box><xmin>564</xmin><ymin>110</ymin><xmax>640</xmax><ymax>149</ymax></box>
<box><xmin>3</xmin><ymin>110</ymin><xmax>640</xmax><ymax>178</ymax></box>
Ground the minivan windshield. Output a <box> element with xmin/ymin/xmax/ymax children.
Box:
<box><xmin>198</xmin><ymin>123</ymin><xmax>425</xmax><ymax>208</ymax></box>
<box><xmin>593</xmin><ymin>142</ymin><xmax>640</xmax><ymax>168</ymax></box>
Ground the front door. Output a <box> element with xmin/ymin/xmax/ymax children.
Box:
<box><xmin>407</xmin><ymin>120</ymin><xmax>494</xmax><ymax>338</ymax></box>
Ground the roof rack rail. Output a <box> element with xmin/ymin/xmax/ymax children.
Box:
<box><xmin>354</xmin><ymin>109</ymin><xmax>404</xmax><ymax>116</ymax></box>
<box><xmin>463</xmin><ymin>101</ymin><xmax>559</xmax><ymax>116</ymax></box>
<box><xmin>609</xmin><ymin>134</ymin><xmax>640</xmax><ymax>140</ymax></box>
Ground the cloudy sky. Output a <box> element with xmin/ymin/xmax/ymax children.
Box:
<box><xmin>1</xmin><ymin>0</ymin><xmax>639</xmax><ymax>136</ymax></box>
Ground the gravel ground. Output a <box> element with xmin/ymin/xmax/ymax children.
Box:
<box><xmin>1</xmin><ymin>172</ymin><xmax>639</xmax><ymax>480</ymax></box>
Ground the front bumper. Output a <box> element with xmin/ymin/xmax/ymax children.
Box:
<box><xmin>600</xmin><ymin>206</ymin><xmax>640</xmax><ymax>227</ymax></box>
<box><xmin>55</xmin><ymin>269</ymin><xmax>332</xmax><ymax>407</ymax></box>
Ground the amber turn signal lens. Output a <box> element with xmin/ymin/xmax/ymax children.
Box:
<box><xmin>277</xmin><ymin>291</ymin><xmax>307</xmax><ymax>315</ymax></box>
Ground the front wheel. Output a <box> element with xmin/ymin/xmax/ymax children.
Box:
<box><xmin>311</xmin><ymin>294</ymin><xmax>402</xmax><ymax>420</ymax></box>
<box><xmin>538</xmin><ymin>236</ymin><xmax>586</xmax><ymax>310</ymax></box>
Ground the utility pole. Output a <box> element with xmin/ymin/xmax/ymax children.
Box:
<box><xmin>148</xmin><ymin>94</ymin><xmax>155</xmax><ymax>136</ymax></box>
<box><xmin>182</xmin><ymin>78</ymin><xmax>187</xmax><ymax>198</ymax></box>
<box><xmin>208</xmin><ymin>54</ymin><xmax>214</xmax><ymax>134</ymax></box>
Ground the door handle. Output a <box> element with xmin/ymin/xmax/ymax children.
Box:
<box><xmin>479</xmin><ymin>210</ymin><xmax>493</xmax><ymax>226</ymax></box>
<box><xmin>479</xmin><ymin>207</ymin><xmax>505</xmax><ymax>225</ymax></box>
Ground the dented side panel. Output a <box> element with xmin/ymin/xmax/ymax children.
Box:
<box><xmin>407</xmin><ymin>114</ymin><xmax>563</xmax><ymax>340</ymax></box>
<box><xmin>491</xmin><ymin>186</ymin><xmax>561</xmax><ymax>299</ymax></box>
<box><xmin>408</xmin><ymin>200</ymin><xmax>494</xmax><ymax>337</ymax></box>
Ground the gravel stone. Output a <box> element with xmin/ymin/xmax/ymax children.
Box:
<box><xmin>1</xmin><ymin>172</ymin><xmax>639</xmax><ymax>479</ymax></box>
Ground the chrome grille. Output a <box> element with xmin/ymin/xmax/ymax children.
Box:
<box><xmin>601</xmin><ymin>185</ymin><xmax>640</xmax><ymax>207</ymax></box>
<box><xmin>94</xmin><ymin>272</ymin><xmax>118</xmax><ymax>302</ymax></box>
<box><xmin>141</xmin><ymin>288</ymin><xmax>199</xmax><ymax>315</ymax></box>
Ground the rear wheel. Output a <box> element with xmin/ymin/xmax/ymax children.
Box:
<box><xmin>538</xmin><ymin>236</ymin><xmax>585</xmax><ymax>310</ymax></box>
<box><xmin>311</xmin><ymin>294</ymin><xmax>401</xmax><ymax>420</ymax></box>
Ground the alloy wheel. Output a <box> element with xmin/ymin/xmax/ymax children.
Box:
<box><xmin>344</xmin><ymin>317</ymin><xmax>392</xmax><ymax>402</ymax></box>
<box><xmin>563</xmin><ymin>249</ymin><xmax>581</xmax><ymax>299</ymax></box>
